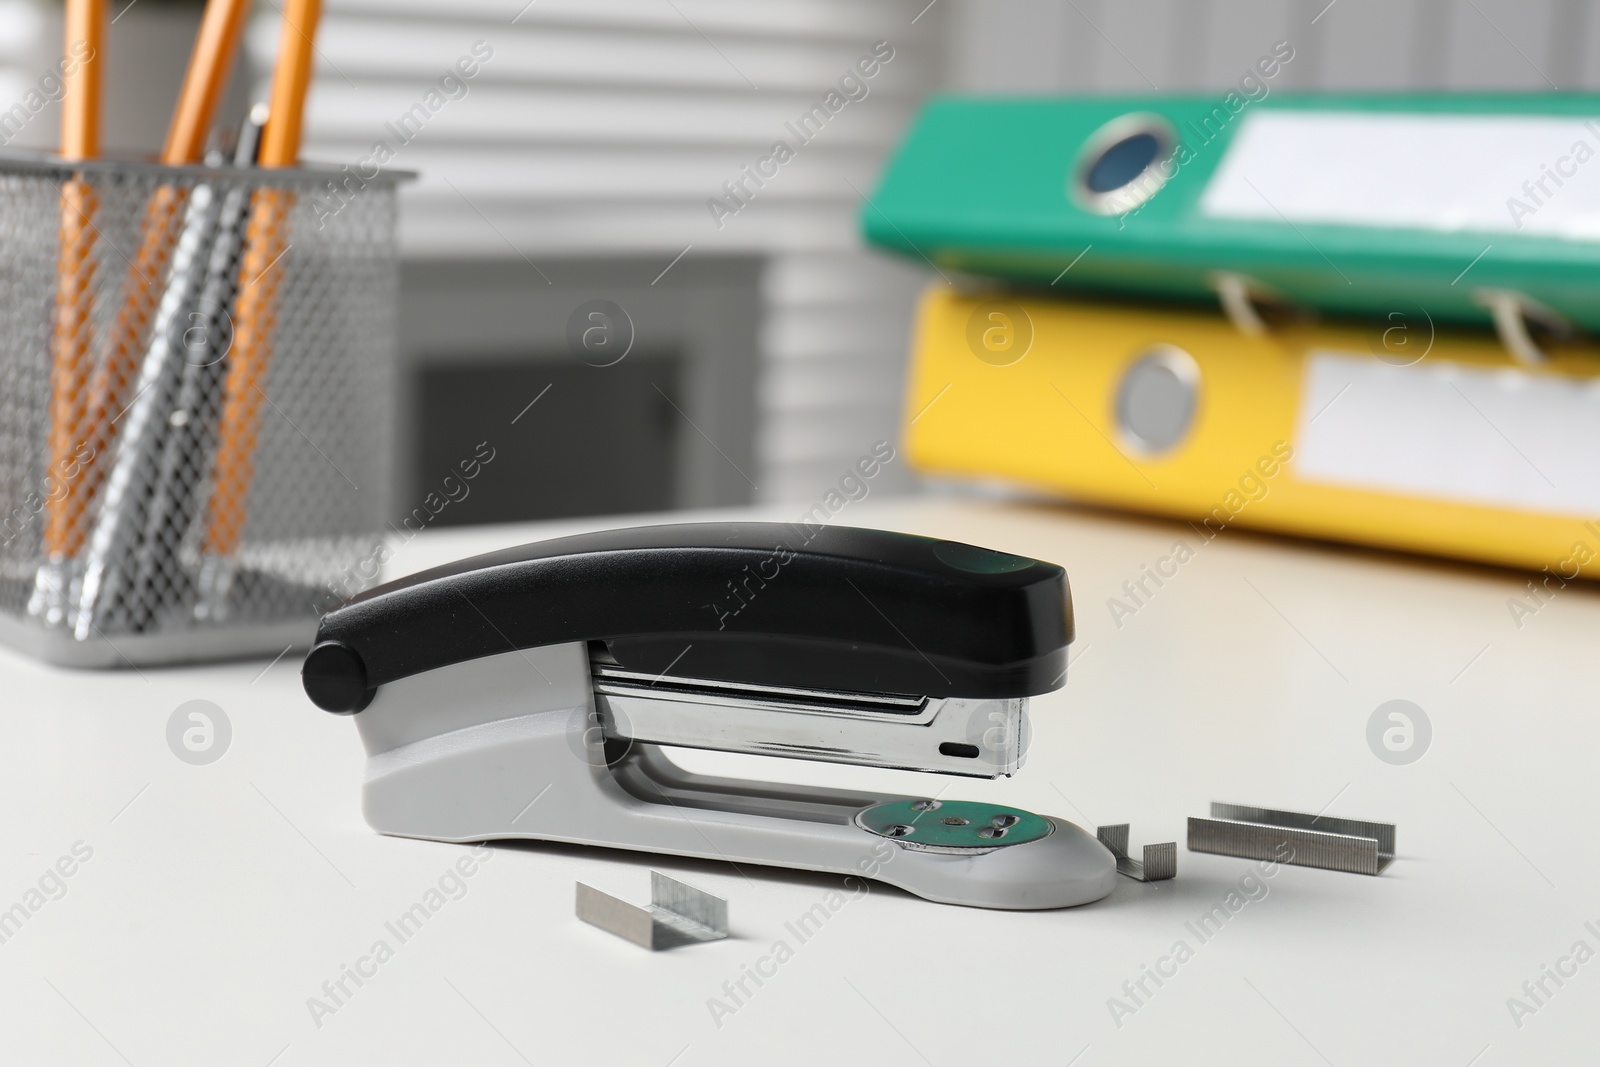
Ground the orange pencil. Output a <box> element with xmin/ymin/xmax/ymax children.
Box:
<box><xmin>75</xmin><ymin>0</ymin><xmax>252</xmax><ymax>552</ymax></box>
<box><xmin>57</xmin><ymin>0</ymin><xmax>101</xmax><ymax>162</ymax></box>
<box><xmin>44</xmin><ymin>0</ymin><xmax>103</xmax><ymax>566</ymax></box>
<box><xmin>163</xmin><ymin>0</ymin><xmax>252</xmax><ymax>164</ymax></box>
<box><xmin>204</xmin><ymin>0</ymin><xmax>321</xmax><ymax>560</ymax></box>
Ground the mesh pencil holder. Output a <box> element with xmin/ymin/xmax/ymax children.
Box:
<box><xmin>0</xmin><ymin>152</ymin><xmax>409</xmax><ymax>666</ymax></box>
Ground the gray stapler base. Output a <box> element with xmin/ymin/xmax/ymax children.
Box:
<box><xmin>354</xmin><ymin>644</ymin><xmax>1116</xmax><ymax>911</ymax></box>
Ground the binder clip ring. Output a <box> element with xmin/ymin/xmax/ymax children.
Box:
<box><xmin>1472</xmin><ymin>288</ymin><xmax>1574</xmax><ymax>365</ymax></box>
<box><xmin>1208</xmin><ymin>271</ymin><xmax>1298</xmax><ymax>337</ymax></box>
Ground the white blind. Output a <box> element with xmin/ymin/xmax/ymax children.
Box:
<box><xmin>249</xmin><ymin>0</ymin><xmax>938</xmax><ymax>502</ymax></box>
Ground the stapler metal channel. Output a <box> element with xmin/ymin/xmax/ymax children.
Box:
<box><xmin>302</xmin><ymin>523</ymin><xmax>1116</xmax><ymax>909</ymax></box>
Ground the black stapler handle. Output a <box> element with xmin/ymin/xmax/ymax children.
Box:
<box><xmin>303</xmin><ymin>522</ymin><xmax>1073</xmax><ymax>713</ymax></box>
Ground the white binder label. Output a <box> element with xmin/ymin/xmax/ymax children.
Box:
<box><xmin>1296</xmin><ymin>352</ymin><xmax>1600</xmax><ymax>517</ymax></box>
<box><xmin>1201</xmin><ymin>110</ymin><xmax>1600</xmax><ymax>238</ymax></box>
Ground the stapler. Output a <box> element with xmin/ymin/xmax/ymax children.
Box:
<box><xmin>302</xmin><ymin>523</ymin><xmax>1116</xmax><ymax>909</ymax></box>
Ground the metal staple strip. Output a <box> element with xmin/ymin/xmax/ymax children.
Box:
<box><xmin>1140</xmin><ymin>841</ymin><xmax>1177</xmax><ymax>881</ymax></box>
<box><xmin>575</xmin><ymin>882</ymin><xmax>657</xmax><ymax>947</ymax></box>
<box><xmin>1188</xmin><ymin>810</ymin><xmax>1393</xmax><ymax>876</ymax></box>
<box><xmin>1097</xmin><ymin>823</ymin><xmax>1176</xmax><ymax>882</ymax></box>
<box><xmin>1209</xmin><ymin>802</ymin><xmax>1396</xmax><ymax>860</ymax></box>
<box><xmin>576</xmin><ymin>872</ymin><xmax>729</xmax><ymax>950</ymax></box>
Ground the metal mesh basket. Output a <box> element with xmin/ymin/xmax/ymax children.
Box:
<box><xmin>0</xmin><ymin>153</ymin><xmax>405</xmax><ymax>666</ymax></box>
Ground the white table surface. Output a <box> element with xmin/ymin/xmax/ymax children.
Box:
<box><xmin>5</xmin><ymin>494</ymin><xmax>1598</xmax><ymax>1066</ymax></box>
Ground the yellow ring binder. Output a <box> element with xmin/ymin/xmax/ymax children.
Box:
<box><xmin>905</xmin><ymin>287</ymin><xmax>1600</xmax><ymax>579</ymax></box>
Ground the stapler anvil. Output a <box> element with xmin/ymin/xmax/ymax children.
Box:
<box><xmin>302</xmin><ymin>523</ymin><xmax>1116</xmax><ymax>909</ymax></box>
